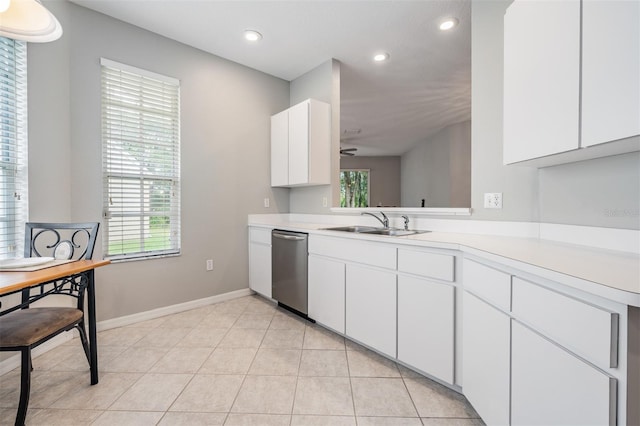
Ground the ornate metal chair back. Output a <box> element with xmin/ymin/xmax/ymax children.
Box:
<box><xmin>23</xmin><ymin>222</ymin><xmax>99</xmax><ymax>261</ymax></box>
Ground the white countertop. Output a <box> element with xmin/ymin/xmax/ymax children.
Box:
<box><xmin>248</xmin><ymin>217</ymin><xmax>640</xmax><ymax>307</ymax></box>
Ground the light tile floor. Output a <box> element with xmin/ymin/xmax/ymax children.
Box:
<box><xmin>0</xmin><ymin>295</ymin><xmax>484</xmax><ymax>425</ymax></box>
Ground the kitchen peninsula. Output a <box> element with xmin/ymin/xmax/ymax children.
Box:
<box><xmin>248</xmin><ymin>213</ymin><xmax>639</xmax><ymax>426</ymax></box>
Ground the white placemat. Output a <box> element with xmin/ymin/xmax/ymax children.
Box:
<box><xmin>0</xmin><ymin>258</ymin><xmax>74</xmax><ymax>272</ymax></box>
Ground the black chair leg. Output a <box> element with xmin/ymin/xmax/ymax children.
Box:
<box><xmin>75</xmin><ymin>322</ymin><xmax>91</xmax><ymax>366</ymax></box>
<box><xmin>15</xmin><ymin>348</ymin><xmax>31</xmax><ymax>426</ymax></box>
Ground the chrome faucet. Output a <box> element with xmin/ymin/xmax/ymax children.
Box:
<box><xmin>402</xmin><ymin>215</ymin><xmax>410</xmax><ymax>231</ymax></box>
<box><xmin>361</xmin><ymin>211</ymin><xmax>389</xmax><ymax>228</ymax></box>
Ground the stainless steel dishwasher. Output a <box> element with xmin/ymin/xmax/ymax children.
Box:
<box><xmin>271</xmin><ymin>229</ymin><xmax>309</xmax><ymax>317</ymax></box>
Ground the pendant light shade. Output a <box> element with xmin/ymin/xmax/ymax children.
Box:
<box><xmin>0</xmin><ymin>0</ymin><xmax>62</xmax><ymax>42</ymax></box>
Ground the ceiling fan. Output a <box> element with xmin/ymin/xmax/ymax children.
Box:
<box><xmin>340</xmin><ymin>147</ymin><xmax>357</xmax><ymax>156</ymax></box>
<box><xmin>340</xmin><ymin>128</ymin><xmax>361</xmax><ymax>156</ymax></box>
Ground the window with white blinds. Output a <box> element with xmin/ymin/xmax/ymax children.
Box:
<box><xmin>0</xmin><ymin>38</ymin><xmax>28</xmax><ymax>259</ymax></box>
<box><xmin>101</xmin><ymin>58</ymin><xmax>180</xmax><ymax>261</ymax></box>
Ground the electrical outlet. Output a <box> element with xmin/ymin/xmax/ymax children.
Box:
<box><xmin>322</xmin><ymin>197</ymin><xmax>328</xmax><ymax>207</ymax></box>
<box><xmin>206</xmin><ymin>259</ymin><xmax>214</xmax><ymax>271</ymax></box>
<box><xmin>484</xmin><ymin>192</ymin><xmax>503</xmax><ymax>209</ymax></box>
<box><xmin>263</xmin><ymin>198</ymin><xmax>270</xmax><ymax>208</ymax></box>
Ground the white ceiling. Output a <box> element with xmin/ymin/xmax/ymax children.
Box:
<box><xmin>70</xmin><ymin>0</ymin><xmax>471</xmax><ymax>156</ymax></box>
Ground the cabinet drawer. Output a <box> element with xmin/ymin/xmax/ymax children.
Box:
<box><xmin>463</xmin><ymin>259</ymin><xmax>511</xmax><ymax>311</ymax></box>
<box><xmin>398</xmin><ymin>249</ymin><xmax>454</xmax><ymax>282</ymax></box>
<box><xmin>249</xmin><ymin>227</ymin><xmax>272</xmax><ymax>245</ymax></box>
<box><xmin>309</xmin><ymin>235</ymin><xmax>396</xmax><ymax>270</ymax></box>
<box><xmin>512</xmin><ymin>277</ymin><xmax>618</xmax><ymax>368</ymax></box>
<box><xmin>511</xmin><ymin>321</ymin><xmax>617</xmax><ymax>426</ymax></box>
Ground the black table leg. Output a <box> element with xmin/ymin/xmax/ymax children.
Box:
<box><xmin>87</xmin><ymin>269</ymin><xmax>99</xmax><ymax>385</ymax></box>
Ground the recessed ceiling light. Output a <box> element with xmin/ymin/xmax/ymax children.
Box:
<box><xmin>244</xmin><ymin>30</ymin><xmax>262</xmax><ymax>42</ymax></box>
<box><xmin>439</xmin><ymin>18</ymin><xmax>459</xmax><ymax>31</ymax></box>
<box><xmin>373</xmin><ymin>53</ymin><xmax>389</xmax><ymax>62</ymax></box>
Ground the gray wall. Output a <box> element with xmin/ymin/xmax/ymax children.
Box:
<box><xmin>471</xmin><ymin>0</ymin><xmax>539</xmax><ymax>221</ymax></box>
<box><xmin>289</xmin><ymin>59</ymin><xmax>340</xmax><ymax>213</ymax></box>
<box><xmin>340</xmin><ymin>156</ymin><xmax>401</xmax><ymax>207</ymax></box>
<box><xmin>539</xmin><ymin>153</ymin><xmax>640</xmax><ymax>229</ymax></box>
<box><xmin>401</xmin><ymin>121</ymin><xmax>471</xmax><ymax>208</ymax></box>
<box><xmin>29</xmin><ymin>1</ymin><xmax>290</xmax><ymax>321</ymax></box>
<box><xmin>472</xmin><ymin>0</ymin><xmax>639</xmax><ymax>229</ymax></box>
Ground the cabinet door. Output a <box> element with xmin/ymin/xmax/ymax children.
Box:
<box><xmin>270</xmin><ymin>110</ymin><xmax>289</xmax><ymax>187</ymax></box>
<box><xmin>503</xmin><ymin>0</ymin><xmax>580</xmax><ymax>164</ymax></box>
<box><xmin>345</xmin><ymin>264</ymin><xmax>396</xmax><ymax>357</ymax></box>
<box><xmin>462</xmin><ymin>292</ymin><xmax>510</xmax><ymax>426</ymax></box>
<box><xmin>398</xmin><ymin>275</ymin><xmax>454</xmax><ymax>384</ymax></box>
<box><xmin>249</xmin><ymin>242</ymin><xmax>272</xmax><ymax>298</ymax></box>
<box><xmin>308</xmin><ymin>255</ymin><xmax>345</xmax><ymax>333</ymax></box>
<box><xmin>581</xmin><ymin>0</ymin><xmax>640</xmax><ymax>147</ymax></box>
<box><xmin>512</xmin><ymin>321</ymin><xmax>617</xmax><ymax>426</ymax></box>
<box><xmin>307</xmin><ymin>99</ymin><xmax>331</xmax><ymax>185</ymax></box>
<box><xmin>287</xmin><ymin>101</ymin><xmax>310</xmax><ymax>185</ymax></box>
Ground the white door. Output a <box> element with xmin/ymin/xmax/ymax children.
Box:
<box><xmin>287</xmin><ymin>101</ymin><xmax>309</xmax><ymax>185</ymax></box>
<box><xmin>345</xmin><ymin>264</ymin><xmax>396</xmax><ymax>357</ymax></box>
<box><xmin>581</xmin><ymin>0</ymin><xmax>640</xmax><ymax>147</ymax></box>
<box><xmin>270</xmin><ymin>110</ymin><xmax>289</xmax><ymax>186</ymax></box>
<box><xmin>503</xmin><ymin>0</ymin><xmax>580</xmax><ymax>163</ymax></box>
<box><xmin>397</xmin><ymin>275</ymin><xmax>454</xmax><ymax>384</ymax></box>
<box><xmin>308</xmin><ymin>255</ymin><xmax>345</xmax><ymax>333</ymax></box>
<box><xmin>462</xmin><ymin>292</ymin><xmax>510</xmax><ymax>426</ymax></box>
<box><xmin>249</xmin><ymin>242</ymin><xmax>271</xmax><ymax>298</ymax></box>
<box><xmin>511</xmin><ymin>321</ymin><xmax>617</xmax><ymax>426</ymax></box>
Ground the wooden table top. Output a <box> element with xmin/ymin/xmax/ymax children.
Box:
<box><xmin>0</xmin><ymin>259</ymin><xmax>111</xmax><ymax>296</ymax></box>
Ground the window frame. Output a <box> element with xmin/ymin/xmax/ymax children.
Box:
<box><xmin>101</xmin><ymin>58</ymin><xmax>181</xmax><ymax>262</ymax></box>
<box><xmin>0</xmin><ymin>37</ymin><xmax>28</xmax><ymax>259</ymax></box>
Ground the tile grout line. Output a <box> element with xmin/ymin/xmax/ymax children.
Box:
<box><xmin>221</xmin><ymin>300</ymin><xmax>273</xmax><ymax>423</ymax></box>
<box><xmin>152</xmin><ymin>306</ymin><xmax>240</xmax><ymax>423</ymax></box>
<box><xmin>344</xmin><ymin>340</ymin><xmax>359</xmax><ymax>426</ymax></box>
<box><xmin>287</xmin><ymin>321</ymin><xmax>307</xmax><ymax>426</ymax></box>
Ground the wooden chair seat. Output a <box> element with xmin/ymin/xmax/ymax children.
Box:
<box><xmin>0</xmin><ymin>308</ymin><xmax>83</xmax><ymax>348</ymax></box>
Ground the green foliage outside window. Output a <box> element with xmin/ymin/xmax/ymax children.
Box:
<box><xmin>340</xmin><ymin>170</ymin><xmax>369</xmax><ymax>207</ymax></box>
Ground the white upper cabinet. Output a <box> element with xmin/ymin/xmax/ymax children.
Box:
<box><xmin>270</xmin><ymin>110</ymin><xmax>289</xmax><ymax>187</ymax></box>
<box><xmin>503</xmin><ymin>0</ymin><xmax>640</xmax><ymax>166</ymax></box>
<box><xmin>503</xmin><ymin>0</ymin><xmax>581</xmax><ymax>164</ymax></box>
<box><xmin>270</xmin><ymin>98</ymin><xmax>331</xmax><ymax>187</ymax></box>
<box><xmin>581</xmin><ymin>0</ymin><xmax>640</xmax><ymax>148</ymax></box>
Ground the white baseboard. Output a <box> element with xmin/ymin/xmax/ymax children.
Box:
<box><xmin>0</xmin><ymin>288</ymin><xmax>254</xmax><ymax>376</ymax></box>
<box><xmin>97</xmin><ymin>288</ymin><xmax>253</xmax><ymax>332</ymax></box>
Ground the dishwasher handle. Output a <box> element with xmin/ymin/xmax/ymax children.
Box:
<box><xmin>272</xmin><ymin>233</ymin><xmax>306</xmax><ymax>241</ymax></box>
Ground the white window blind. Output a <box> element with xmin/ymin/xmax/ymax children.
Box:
<box><xmin>0</xmin><ymin>37</ymin><xmax>28</xmax><ymax>259</ymax></box>
<box><xmin>101</xmin><ymin>58</ymin><xmax>180</xmax><ymax>261</ymax></box>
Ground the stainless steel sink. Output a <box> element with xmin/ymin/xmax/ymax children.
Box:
<box><xmin>322</xmin><ymin>226</ymin><xmax>429</xmax><ymax>236</ymax></box>
<box><xmin>360</xmin><ymin>228</ymin><xmax>428</xmax><ymax>236</ymax></box>
<box><xmin>322</xmin><ymin>226</ymin><xmax>378</xmax><ymax>233</ymax></box>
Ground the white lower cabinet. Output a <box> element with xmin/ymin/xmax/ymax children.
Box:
<box><xmin>462</xmin><ymin>291</ymin><xmax>511</xmax><ymax>426</ymax></box>
<box><xmin>345</xmin><ymin>264</ymin><xmax>397</xmax><ymax>358</ymax></box>
<box><xmin>511</xmin><ymin>321</ymin><xmax>617</xmax><ymax>426</ymax></box>
<box><xmin>248</xmin><ymin>228</ymin><xmax>272</xmax><ymax>298</ymax></box>
<box><xmin>397</xmin><ymin>275</ymin><xmax>454</xmax><ymax>384</ymax></box>
<box><xmin>308</xmin><ymin>255</ymin><xmax>345</xmax><ymax>333</ymax></box>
